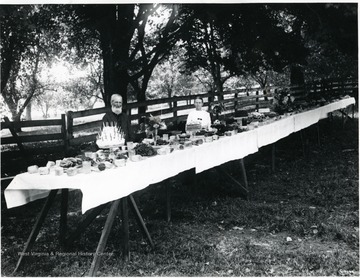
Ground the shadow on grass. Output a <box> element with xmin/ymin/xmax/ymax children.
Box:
<box><xmin>1</xmin><ymin>116</ymin><xmax>359</xmax><ymax>276</ymax></box>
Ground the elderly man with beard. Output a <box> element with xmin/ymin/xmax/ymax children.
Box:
<box><xmin>102</xmin><ymin>94</ymin><xmax>134</xmax><ymax>142</ymax></box>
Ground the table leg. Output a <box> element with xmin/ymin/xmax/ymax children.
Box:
<box><xmin>59</xmin><ymin>189</ymin><xmax>68</xmax><ymax>246</ymax></box>
<box><xmin>239</xmin><ymin>159</ymin><xmax>248</xmax><ymax>192</ymax></box>
<box><xmin>121</xmin><ymin>198</ymin><xmax>130</xmax><ymax>261</ymax></box>
<box><xmin>65</xmin><ymin>203</ymin><xmax>107</xmax><ymax>247</ymax></box>
<box><xmin>271</xmin><ymin>144</ymin><xmax>276</xmax><ymax>173</ymax></box>
<box><xmin>128</xmin><ymin>195</ymin><xmax>154</xmax><ymax>248</ymax></box>
<box><xmin>300</xmin><ymin>130</ymin><xmax>306</xmax><ymax>156</ymax></box>
<box><xmin>218</xmin><ymin>164</ymin><xmax>249</xmax><ymax>198</ymax></box>
<box><xmin>88</xmin><ymin>199</ymin><xmax>120</xmax><ymax>277</ymax></box>
<box><xmin>166</xmin><ymin>182</ymin><xmax>171</xmax><ymax>222</ymax></box>
<box><xmin>316</xmin><ymin>122</ymin><xmax>321</xmax><ymax>147</ymax></box>
<box><xmin>13</xmin><ymin>189</ymin><xmax>59</xmax><ymax>273</ymax></box>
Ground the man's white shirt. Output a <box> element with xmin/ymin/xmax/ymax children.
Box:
<box><xmin>186</xmin><ymin>110</ymin><xmax>212</xmax><ymax>130</ymax></box>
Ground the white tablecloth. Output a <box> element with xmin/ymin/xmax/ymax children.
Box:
<box><xmin>4</xmin><ymin>97</ymin><xmax>355</xmax><ymax>213</ymax></box>
<box><xmin>5</xmin><ymin>147</ymin><xmax>196</xmax><ymax>213</ymax></box>
<box><xmin>194</xmin><ymin>129</ymin><xmax>258</xmax><ymax>173</ymax></box>
<box><xmin>256</xmin><ymin>115</ymin><xmax>295</xmax><ymax>148</ymax></box>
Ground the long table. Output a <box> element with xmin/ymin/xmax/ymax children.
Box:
<box><xmin>3</xmin><ymin>97</ymin><xmax>356</xmax><ymax>275</ymax></box>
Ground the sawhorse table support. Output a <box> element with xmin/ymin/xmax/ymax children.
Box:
<box><xmin>88</xmin><ymin>195</ymin><xmax>154</xmax><ymax>276</ymax></box>
<box><xmin>13</xmin><ymin>189</ymin><xmax>154</xmax><ymax>277</ymax></box>
<box><xmin>13</xmin><ymin>189</ymin><xmax>60</xmax><ymax>273</ymax></box>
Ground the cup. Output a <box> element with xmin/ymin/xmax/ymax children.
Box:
<box><xmin>85</xmin><ymin>152</ymin><xmax>92</xmax><ymax>158</ymax></box>
<box><xmin>163</xmin><ymin>134</ymin><xmax>169</xmax><ymax>141</ymax></box>
<box><xmin>82</xmin><ymin>161</ymin><xmax>92</xmax><ymax>174</ymax></box>
<box><xmin>54</xmin><ymin>167</ymin><xmax>63</xmax><ymax>176</ymax></box>
<box><xmin>128</xmin><ymin>149</ymin><xmax>136</xmax><ymax>158</ymax></box>
<box><xmin>242</xmin><ymin>118</ymin><xmax>248</xmax><ymax>126</ymax></box>
<box><xmin>127</xmin><ymin>141</ymin><xmax>134</xmax><ymax>150</ymax></box>
<box><xmin>114</xmin><ymin>158</ymin><xmax>126</xmax><ymax>167</ymax></box>
<box><xmin>121</xmin><ymin>145</ymin><xmax>127</xmax><ymax>152</ymax></box>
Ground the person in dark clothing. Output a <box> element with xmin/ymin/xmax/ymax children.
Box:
<box><xmin>102</xmin><ymin>94</ymin><xmax>134</xmax><ymax>142</ymax></box>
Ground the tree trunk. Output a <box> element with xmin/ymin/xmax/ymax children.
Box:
<box><xmin>25</xmin><ymin>101</ymin><xmax>32</xmax><ymax>120</ymax></box>
<box><xmin>290</xmin><ymin>65</ymin><xmax>305</xmax><ymax>85</ymax></box>
<box><xmin>97</xmin><ymin>5</ymin><xmax>133</xmax><ymax>107</ymax></box>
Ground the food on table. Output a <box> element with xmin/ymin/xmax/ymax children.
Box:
<box><xmin>154</xmin><ymin>138</ymin><xmax>169</xmax><ymax>145</ymax></box>
<box><xmin>96</xmin><ymin>123</ymin><xmax>125</xmax><ymax>148</ymax></box>
<box><xmin>60</xmin><ymin>157</ymin><xmax>82</xmax><ymax>168</ymax></box>
<box><xmin>27</xmin><ymin>165</ymin><xmax>39</xmax><ymax>174</ymax></box>
<box><xmin>195</xmin><ymin>129</ymin><xmax>207</xmax><ymax>136</ymax></box>
<box><xmin>82</xmin><ymin>161</ymin><xmax>92</xmax><ymax>174</ymax></box>
<box><xmin>157</xmin><ymin>146</ymin><xmax>172</xmax><ymax>155</ymax></box>
<box><xmin>196</xmin><ymin>130</ymin><xmax>215</xmax><ymax>137</ymax></box>
<box><xmin>157</xmin><ymin>148</ymin><xmax>167</xmax><ymax>155</ymax></box>
<box><xmin>184</xmin><ymin>141</ymin><xmax>193</xmax><ymax>148</ymax></box>
<box><xmin>39</xmin><ymin>167</ymin><xmax>50</xmax><ymax>175</ymax></box>
<box><xmin>84</xmin><ymin>156</ymin><xmax>96</xmax><ymax>166</ymax></box>
<box><xmin>115</xmin><ymin>153</ymin><xmax>127</xmax><ymax>160</ymax></box>
<box><xmin>186</xmin><ymin>123</ymin><xmax>202</xmax><ymax>132</ymax></box>
<box><xmin>130</xmin><ymin>154</ymin><xmax>142</xmax><ymax>162</ymax></box>
<box><xmin>114</xmin><ymin>158</ymin><xmax>126</xmax><ymax>167</ymax></box>
<box><xmin>191</xmin><ymin>138</ymin><xmax>204</xmax><ymax>146</ymax></box>
<box><xmin>142</xmin><ymin>138</ymin><xmax>154</xmax><ymax>145</ymax></box>
<box><xmin>179</xmin><ymin>133</ymin><xmax>190</xmax><ymax>144</ymax></box>
<box><xmin>46</xmin><ymin>161</ymin><xmax>55</xmax><ymax>168</ymax></box>
<box><xmin>98</xmin><ymin>163</ymin><xmax>106</xmax><ymax>171</ymax></box>
<box><xmin>134</xmin><ymin>143</ymin><xmax>157</xmax><ymax>156</ymax></box>
<box><xmin>66</xmin><ymin>167</ymin><xmax>77</xmax><ymax>176</ymax></box>
<box><xmin>103</xmin><ymin>161</ymin><xmax>114</xmax><ymax>169</ymax></box>
<box><xmin>55</xmin><ymin>167</ymin><xmax>64</xmax><ymax>176</ymax></box>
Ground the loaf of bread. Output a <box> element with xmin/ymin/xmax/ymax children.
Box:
<box><xmin>28</xmin><ymin>165</ymin><xmax>39</xmax><ymax>174</ymax></box>
<box><xmin>39</xmin><ymin>167</ymin><xmax>50</xmax><ymax>175</ymax></box>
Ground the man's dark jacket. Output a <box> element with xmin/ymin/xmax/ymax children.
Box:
<box><xmin>102</xmin><ymin>110</ymin><xmax>134</xmax><ymax>142</ymax></box>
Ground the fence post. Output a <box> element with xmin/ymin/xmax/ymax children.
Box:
<box><xmin>341</xmin><ymin>79</ymin><xmax>345</xmax><ymax>96</ymax></box>
<box><xmin>61</xmin><ymin>114</ymin><xmax>68</xmax><ymax>155</ymax></box>
<box><xmin>234</xmin><ymin>91</ymin><xmax>239</xmax><ymax>113</ymax></box>
<box><xmin>3</xmin><ymin>116</ymin><xmax>26</xmax><ymax>155</ymax></box>
<box><xmin>173</xmin><ymin>99</ymin><xmax>178</xmax><ymax>126</ymax></box>
<box><xmin>208</xmin><ymin>90</ymin><xmax>214</xmax><ymax>104</ymax></box>
<box><xmin>66</xmin><ymin>111</ymin><xmax>74</xmax><ymax>149</ymax></box>
<box><xmin>256</xmin><ymin>90</ymin><xmax>259</xmax><ymax>111</ymax></box>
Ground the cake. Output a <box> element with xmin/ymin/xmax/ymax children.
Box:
<box><xmin>186</xmin><ymin>123</ymin><xmax>202</xmax><ymax>132</ymax></box>
<box><xmin>96</xmin><ymin>124</ymin><xmax>125</xmax><ymax>148</ymax></box>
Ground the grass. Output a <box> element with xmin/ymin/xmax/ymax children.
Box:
<box><xmin>1</xmin><ymin>114</ymin><xmax>358</xmax><ymax>276</ymax></box>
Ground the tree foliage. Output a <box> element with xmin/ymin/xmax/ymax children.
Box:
<box><xmin>0</xmin><ymin>3</ymin><xmax>356</xmax><ymax>121</ymax></box>
<box><xmin>178</xmin><ymin>4</ymin><xmax>309</xmax><ymax>94</ymax></box>
<box><xmin>68</xmin><ymin>4</ymin><xmax>188</xmax><ymax>110</ymax></box>
<box><xmin>0</xmin><ymin>5</ymin><xmax>69</xmax><ymax>120</ymax></box>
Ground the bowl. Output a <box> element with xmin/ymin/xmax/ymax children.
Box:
<box><xmin>114</xmin><ymin>158</ymin><xmax>126</xmax><ymax>167</ymax></box>
<box><xmin>130</xmin><ymin>155</ymin><xmax>142</xmax><ymax>162</ymax></box>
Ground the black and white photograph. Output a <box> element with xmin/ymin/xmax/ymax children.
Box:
<box><xmin>1</xmin><ymin>0</ymin><xmax>358</xmax><ymax>276</ymax></box>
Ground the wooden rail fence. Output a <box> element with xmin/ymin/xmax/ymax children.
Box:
<box><xmin>1</xmin><ymin>78</ymin><xmax>357</xmax><ymax>159</ymax></box>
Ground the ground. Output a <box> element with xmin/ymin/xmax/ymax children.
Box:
<box><xmin>1</xmin><ymin>113</ymin><xmax>359</xmax><ymax>276</ymax></box>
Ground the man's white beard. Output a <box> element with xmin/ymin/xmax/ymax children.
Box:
<box><xmin>112</xmin><ymin>106</ymin><xmax>122</xmax><ymax>115</ymax></box>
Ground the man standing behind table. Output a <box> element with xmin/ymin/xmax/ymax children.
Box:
<box><xmin>102</xmin><ymin>94</ymin><xmax>134</xmax><ymax>141</ymax></box>
<box><xmin>186</xmin><ymin>97</ymin><xmax>212</xmax><ymax>131</ymax></box>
